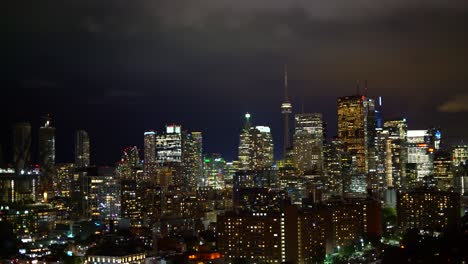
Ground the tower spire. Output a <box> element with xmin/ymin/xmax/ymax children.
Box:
<box><xmin>281</xmin><ymin>64</ymin><xmax>293</xmax><ymax>159</ymax></box>
<box><xmin>284</xmin><ymin>64</ymin><xmax>289</xmax><ymax>103</ymax></box>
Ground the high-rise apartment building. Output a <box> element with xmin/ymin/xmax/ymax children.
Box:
<box><xmin>75</xmin><ymin>130</ymin><xmax>90</xmax><ymax>168</ymax></box>
<box><xmin>397</xmin><ymin>190</ymin><xmax>460</xmax><ymax>231</ymax></box>
<box><xmin>293</xmin><ymin>113</ymin><xmax>324</xmax><ymax>173</ymax></box>
<box><xmin>12</xmin><ymin>122</ymin><xmax>32</xmax><ymax>171</ymax></box>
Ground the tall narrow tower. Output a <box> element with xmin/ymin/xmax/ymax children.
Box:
<box><xmin>281</xmin><ymin>65</ymin><xmax>292</xmax><ymax>159</ymax></box>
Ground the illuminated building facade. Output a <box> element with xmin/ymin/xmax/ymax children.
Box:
<box><xmin>397</xmin><ymin>190</ymin><xmax>460</xmax><ymax>231</ymax></box>
<box><xmin>54</xmin><ymin>163</ymin><xmax>74</xmax><ymax>197</ymax></box>
<box><xmin>156</xmin><ymin>125</ymin><xmax>182</xmax><ymax>164</ymax></box>
<box><xmin>324</xmin><ymin>138</ymin><xmax>345</xmax><ymax>194</ymax></box>
<box><xmin>407</xmin><ymin>130</ymin><xmax>434</xmax><ymax>182</ymax></box>
<box><xmin>203</xmin><ymin>153</ymin><xmax>225</xmax><ymax>189</ymax></box>
<box><xmin>293</xmin><ymin>113</ymin><xmax>324</xmax><ymax>173</ymax></box>
<box><xmin>217</xmin><ymin>211</ymin><xmax>282</xmax><ymax>263</ymax></box>
<box><xmin>325</xmin><ymin>198</ymin><xmax>382</xmax><ymax>248</ymax></box>
<box><xmin>12</xmin><ymin>122</ymin><xmax>31</xmax><ymax>171</ymax></box>
<box><xmin>75</xmin><ymin>130</ymin><xmax>90</xmax><ymax>168</ymax></box>
<box><xmin>38</xmin><ymin>114</ymin><xmax>56</xmax><ymax>192</ymax></box>
<box><xmin>337</xmin><ymin>95</ymin><xmax>376</xmax><ymax>191</ymax></box>
<box><xmin>383</xmin><ymin>119</ymin><xmax>408</xmax><ymax>189</ymax></box>
<box><xmin>143</xmin><ymin>131</ymin><xmax>156</xmax><ymax>175</ymax></box>
<box><xmin>182</xmin><ymin>131</ymin><xmax>203</xmax><ymax>191</ymax></box>
<box><xmin>433</xmin><ymin>151</ymin><xmax>453</xmax><ymax>191</ymax></box>
<box><xmin>452</xmin><ymin>145</ymin><xmax>468</xmax><ymax>167</ymax></box>
<box><xmin>86</xmin><ymin>253</ymin><xmax>146</xmax><ymax>264</ymax></box>
<box><xmin>238</xmin><ymin>113</ymin><xmax>274</xmax><ymax>170</ymax></box>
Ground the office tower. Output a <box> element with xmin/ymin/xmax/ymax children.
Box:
<box><xmin>12</xmin><ymin>122</ymin><xmax>32</xmax><ymax>171</ymax></box>
<box><xmin>293</xmin><ymin>113</ymin><xmax>324</xmax><ymax>173</ymax></box>
<box><xmin>156</xmin><ymin>125</ymin><xmax>183</xmax><ymax>186</ymax></box>
<box><xmin>397</xmin><ymin>190</ymin><xmax>460</xmax><ymax>231</ymax></box>
<box><xmin>383</xmin><ymin>119</ymin><xmax>408</xmax><ymax>190</ymax></box>
<box><xmin>182</xmin><ymin>131</ymin><xmax>203</xmax><ymax>191</ymax></box>
<box><xmin>238</xmin><ymin>113</ymin><xmax>274</xmax><ymax>170</ymax></box>
<box><xmin>452</xmin><ymin>145</ymin><xmax>468</xmax><ymax>167</ymax></box>
<box><xmin>407</xmin><ymin>130</ymin><xmax>434</xmax><ymax>182</ymax></box>
<box><xmin>429</xmin><ymin>128</ymin><xmax>442</xmax><ymax>151</ymax></box>
<box><xmin>75</xmin><ymin>130</ymin><xmax>90</xmax><ymax>168</ymax></box>
<box><xmin>156</xmin><ymin>125</ymin><xmax>182</xmax><ymax>164</ymax></box>
<box><xmin>375</xmin><ymin>96</ymin><xmax>383</xmax><ymax>129</ymax></box>
<box><xmin>337</xmin><ymin>94</ymin><xmax>376</xmax><ymax>192</ymax></box>
<box><xmin>202</xmin><ymin>153</ymin><xmax>225</xmax><ymax>189</ymax></box>
<box><xmin>281</xmin><ymin>66</ymin><xmax>292</xmax><ymax>159</ymax></box>
<box><xmin>433</xmin><ymin>151</ymin><xmax>453</xmax><ymax>191</ymax></box>
<box><xmin>238</xmin><ymin>113</ymin><xmax>253</xmax><ymax>170</ymax></box>
<box><xmin>38</xmin><ymin>114</ymin><xmax>56</xmax><ymax>196</ymax></box>
<box><xmin>143</xmin><ymin>131</ymin><xmax>156</xmax><ymax>174</ymax></box>
<box><xmin>116</xmin><ymin>146</ymin><xmax>141</xmax><ymax>180</ymax></box>
<box><xmin>452</xmin><ymin>145</ymin><xmax>468</xmax><ymax>194</ymax></box>
<box><xmin>324</xmin><ymin>138</ymin><xmax>345</xmax><ymax>194</ymax></box>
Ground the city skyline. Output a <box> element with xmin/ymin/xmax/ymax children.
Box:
<box><xmin>0</xmin><ymin>89</ymin><xmax>466</xmax><ymax>166</ymax></box>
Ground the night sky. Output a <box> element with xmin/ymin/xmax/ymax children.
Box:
<box><xmin>2</xmin><ymin>1</ymin><xmax>468</xmax><ymax>165</ymax></box>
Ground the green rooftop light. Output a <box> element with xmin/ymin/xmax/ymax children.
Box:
<box><xmin>204</xmin><ymin>159</ymin><xmax>211</xmax><ymax>163</ymax></box>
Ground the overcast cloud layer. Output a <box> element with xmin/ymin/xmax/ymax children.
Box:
<box><xmin>2</xmin><ymin>0</ymin><xmax>468</xmax><ymax>162</ymax></box>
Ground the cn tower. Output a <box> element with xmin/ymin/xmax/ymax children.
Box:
<box><xmin>281</xmin><ymin>65</ymin><xmax>292</xmax><ymax>159</ymax></box>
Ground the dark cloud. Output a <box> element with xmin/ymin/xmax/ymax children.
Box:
<box><xmin>2</xmin><ymin>0</ymin><xmax>468</xmax><ymax>163</ymax></box>
<box><xmin>438</xmin><ymin>94</ymin><xmax>468</xmax><ymax>113</ymax></box>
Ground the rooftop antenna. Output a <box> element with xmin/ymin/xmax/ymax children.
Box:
<box><xmin>284</xmin><ymin>64</ymin><xmax>289</xmax><ymax>103</ymax></box>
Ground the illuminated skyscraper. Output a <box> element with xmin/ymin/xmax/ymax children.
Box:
<box><xmin>337</xmin><ymin>95</ymin><xmax>367</xmax><ymax>174</ymax></box>
<box><xmin>143</xmin><ymin>131</ymin><xmax>156</xmax><ymax>174</ymax></box>
<box><xmin>203</xmin><ymin>153</ymin><xmax>225</xmax><ymax>189</ymax></box>
<box><xmin>238</xmin><ymin>113</ymin><xmax>274</xmax><ymax>170</ymax></box>
<box><xmin>337</xmin><ymin>94</ymin><xmax>376</xmax><ymax>191</ymax></box>
<box><xmin>293</xmin><ymin>113</ymin><xmax>324</xmax><ymax>172</ymax></box>
<box><xmin>182</xmin><ymin>131</ymin><xmax>203</xmax><ymax>190</ymax></box>
<box><xmin>156</xmin><ymin>125</ymin><xmax>182</xmax><ymax>164</ymax></box>
<box><xmin>75</xmin><ymin>130</ymin><xmax>90</xmax><ymax>168</ymax></box>
<box><xmin>12</xmin><ymin>122</ymin><xmax>32</xmax><ymax>171</ymax></box>
<box><xmin>407</xmin><ymin>130</ymin><xmax>434</xmax><ymax>182</ymax></box>
<box><xmin>281</xmin><ymin>66</ymin><xmax>292</xmax><ymax>159</ymax></box>
<box><xmin>156</xmin><ymin>125</ymin><xmax>183</xmax><ymax>186</ymax></box>
<box><xmin>38</xmin><ymin>114</ymin><xmax>56</xmax><ymax>195</ymax></box>
<box><xmin>383</xmin><ymin>119</ymin><xmax>408</xmax><ymax>189</ymax></box>
<box><xmin>238</xmin><ymin>113</ymin><xmax>253</xmax><ymax>170</ymax></box>
<box><xmin>452</xmin><ymin>145</ymin><xmax>468</xmax><ymax>167</ymax></box>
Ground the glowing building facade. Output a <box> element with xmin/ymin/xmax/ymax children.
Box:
<box><xmin>156</xmin><ymin>125</ymin><xmax>182</xmax><ymax>164</ymax></box>
<box><xmin>238</xmin><ymin>113</ymin><xmax>274</xmax><ymax>170</ymax></box>
<box><xmin>293</xmin><ymin>113</ymin><xmax>324</xmax><ymax>173</ymax></box>
<box><xmin>407</xmin><ymin>130</ymin><xmax>434</xmax><ymax>182</ymax></box>
<box><xmin>182</xmin><ymin>131</ymin><xmax>203</xmax><ymax>191</ymax></box>
<box><xmin>143</xmin><ymin>131</ymin><xmax>156</xmax><ymax>174</ymax></box>
<box><xmin>337</xmin><ymin>95</ymin><xmax>376</xmax><ymax>191</ymax></box>
<box><xmin>75</xmin><ymin>130</ymin><xmax>90</xmax><ymax>168</ymax></box>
